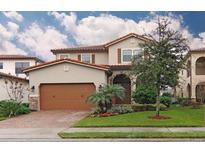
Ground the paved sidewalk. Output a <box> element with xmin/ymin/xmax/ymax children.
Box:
<box><xmin>63</xmin><ymin>127</ymin><xmax>205</xmax><ymax>133</ymax></box>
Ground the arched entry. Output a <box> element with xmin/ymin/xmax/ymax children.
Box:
<box><xmin>196</xmin><ymin>82</ymin><xmax>205</xmax><ymax>103</ymax></box>
<box><xmin>113</xmin><ymin>74</ymin><xmax>131</xmax><ymax>104</ymax></box>
<box><xmin>187</xmin><ymin>84</ymin><xmax>191</xmax><ymax>98</ymax></box>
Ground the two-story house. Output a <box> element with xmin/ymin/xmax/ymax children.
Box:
<box><xmin>24</xmin><ymin>33</ymin><xmax>150</xmax><ymax>111</ymax></box>
<box><xmin>0</xmin><ymin>55</ymin><xmax>44</xmax><ymax>78</ymax></box>
<box><xmin>176</xmin><ymin>47</ymin><xmax>205</xmax><ymax>102</ymax></box>
<box><xmin>0</xmin><ymin>55</ymin><xmax>44</xmax><ymax>102</ymax></box>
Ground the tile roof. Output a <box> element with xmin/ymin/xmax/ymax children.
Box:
<box><xmin>23</xmin><ymin>58</ymin><xmax>110</xmax><ymax>72</ymax></box>
<box><xmin>51</xmin><ymin>33</ymin><xmax>151</xmax><ymax>54</ymax></box>
<box><xmin>107</xmin><ymin>65</ymin><xmax>132</xmax><ymax>70</ymax></box>
<box><xmin>0</xmin><ymin>55</ymin><xmax>44</xmax><ymax>63</ymax></box>
<box><xmin>51</xmin><ymin>45</ymin><xmax>107</xmax><ymax>53</ymax></box>
<box><xmin>0</xmin><ymin>72</ymin><xmax>28</xmax><ymax>82</ymax></box>
<box><xmin>191</xmin><ymin>47</ymin><xmax>205</xmax><ymax>52</ymax></box>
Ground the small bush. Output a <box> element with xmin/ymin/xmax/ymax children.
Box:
<box><xmin>21</xmin><ymin>103</ymin><xmax>29</xmax><ymax>108</ymax></box>
<box><xmin>108</xmin><ymin>104</ymin><xmax>134</xmax><ymax>114</ymax></box>
<box><xmin>132</xmin><ymin>86</ymin><xmax>157</xmax><ymax>104</ymax></box>
<box><xmin>17</xmin><ymin>105</ymin><xmax>30</xmax><ymax>115</ymax></box>
<box><xmin>162</xmin><ymin>92</ymin><xmax>172</xmax><ymax>97</ymax></box>
<box><xmin>177</xmin><ymin>97</ymin><xmax>189</xmax><ymax>105</ymax></box>
<box><xmin>160</xmin><ymin>96</ymin><xmax>172</xmax><ymax>107</ymax></box>
<box><xmin>0</xmin><ymin>100</ymin><xmax>30</xmax><ymax>117</ymax></box>
<box><xmin>131</xmin><ymin>104</ymin><xmax>147</xmax><ymax>112</ymax></box>
<box><xmin>131</xmin><ymin>103</ymin><xmax>167</xmax><ymax>112</ymax></box>
<box><xmin>91</xmin><ymin>107</ymin><xmax>101</xmax><ymax>115</ymax></box>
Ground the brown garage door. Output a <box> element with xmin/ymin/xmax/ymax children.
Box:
<box><xmin>40</xmin><ymin>83</ymin><xmax>95</xmax><ymax>110</ymax></box>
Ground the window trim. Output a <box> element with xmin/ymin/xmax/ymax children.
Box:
<box><xmin>15</xmin><ymin>62</ymin><xmax>30</xmax><ymax>74</ymax></box>
<box><xmin>0</xmin><ymin>62</ymin><xmax>3</xmax><ymax>69</ymax></box>
<box><xmin>121</xmin><ymin>48</ymin><xmax>143</xmax><ymax>64</ymax></box>
<box><xmin>81</xmin><ymin>53</ymin><xmax>92</xmax><ymax>63</ymax></box>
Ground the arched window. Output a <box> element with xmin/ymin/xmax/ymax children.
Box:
<box><xmin>196</xmin><ymin>57</ymin><xmax>205</xmax><ymax>75</ymax></box>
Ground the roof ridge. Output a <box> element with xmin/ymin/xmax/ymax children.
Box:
<box><xmin>24</xmin><ymin>58</ymin><xmax>109</xmax><ymax>72</ymax></box>
<box><xmin>51</xmin><ymin>33</ymin><xmax>151</xmax><ymax>53</ymax></box>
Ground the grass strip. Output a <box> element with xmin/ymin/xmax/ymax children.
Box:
<box><xmin>58</xmin><ymin>131</ymin><xmax>205</xmax><ymax>139</ymax></box>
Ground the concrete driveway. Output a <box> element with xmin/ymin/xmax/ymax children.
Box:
<box><xmin>0</xmin><ymin>110</ymin><xmax>89</xmax><ymax>141</ymax></box>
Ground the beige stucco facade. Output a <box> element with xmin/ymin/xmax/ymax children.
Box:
<box><xmin>56</xmin><ymin>52</ymin><xmax>108</xmax><ymax>65</ymax></box>
<box><xmin>27</xmin><ymin>62</ymin><xmax>108</xmax><ymax>110</ymax></box>
<box><xmin>108</xmin><ymin>37</ymin><xmax>144</xmax><ymax>65</ymax></box>
<box><xmin>176</xmin><ymin>51</ymin><xmax>205</xmax><ymax>101</ymax></box>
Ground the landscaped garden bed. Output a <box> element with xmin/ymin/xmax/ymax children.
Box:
<box><xmin>58</xmin><ymin>131</ymin><xmax>205</xmax><ymax>139</ymax></box>
<box><xmin>74</xmin><ymin>105</ymin><xmax>205</xmax><ymax>127</ymax></box>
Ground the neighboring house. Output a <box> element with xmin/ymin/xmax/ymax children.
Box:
<box><xmin>177</xmin><ymin>48</ymin><xmax>205</xmax><ymax>102</ymax></box>
<box><xmin>0</xmin><ymin>55</ymin><xmax>44</xmax><ymax>78</ymax></box>
<box><xmin>24</xmin><ymin>33</ymin><xmax>150</xmax><ymax>110</ymax></box>
<box><xmin>0</xmin><ymin>55</ymin><xmax>44</xmax><ymax>102</ymax></box>
<box><xmin>0</xmin><ymin>72</ymin><xmax>29</xmax><ymax>102</ymax></box>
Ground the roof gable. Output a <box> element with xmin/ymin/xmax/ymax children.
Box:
<box><xmin>51</xmin><ymin>33</ymin><xmax>151</xmax><ymax>54</ymax></box>
<box><xmin>23</xmin><ymin>58</ymin><xmax>109</xmax><ymax>73</ymax></box>
<box><xmin>104</xmin><ymin>33</ymin><xmax>150</xmax><ymax>47</ymax></box>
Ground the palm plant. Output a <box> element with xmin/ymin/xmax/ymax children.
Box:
<box><xmin>87</xmin><ymin>84</ymin><xmax>125</xmax><ymax>113</ymax></box>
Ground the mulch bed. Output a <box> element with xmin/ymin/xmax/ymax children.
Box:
<box><xmin>148</xmin><ymin>115</ymin><xmax>171</xmax><ymax>120</ymax></box>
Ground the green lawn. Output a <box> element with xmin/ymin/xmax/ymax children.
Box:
<box><xmin>75</xmin><ymin>106</ymin><xmax>205</xmax><ymax>127</ymax></box>
<box><xmin>59</xmin><ymin>131</ymin><xmax>205</xmax><ymax>138</ymax></box>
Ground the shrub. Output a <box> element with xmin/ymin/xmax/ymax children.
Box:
<box><xmin>131</xmin><ymin>103</ymin><xmax>167</xmax><ymax>112</ymax></box>
<box><xmin>108</xmin><ymin>104</ymin><xmax>134</xmax><ymax>114</ymax></box>
<box><xmin>162</xmin><ymin>92</ymin><xmax>172</xmax><ymax>97</ymax></box>
<box><xmin>0</xmin><ymin>100</ymin><xmax>30</xmax><ymax>117</ymax></box>
<box><xmin>87</xmin><ymin>84</ymin><xmax>125</xmax><ymax>113</ymax></box>
<box><xmin>131</xmin><ymin>104</ymin><xmax>147</xmax><ymax>112</ymax></box>
<box><xmin>160</xmin><ymin>96</ymin><xmax>172</xmax><ymax>107</ymax></box>
<box><xmin>177</xmin><ymin>97</ymin><xmax>189</xmax><ymax>105</ymax></box>
<box><xmin>17</xmin><ymin>105</ymin><xmax>30</xmax><ymax>115</ymax></box>
<box><xmin>132</xmin><ymin>86</ymin><xmax>157</xmax><ymax>104</ymax></box>
<box><xmin>91</xmin><ymin>107</ymin><xmax>101</xmax><ymax>115</ymax></box>
<box><xmin>21</xmin><ymin>103</ymin><xmax>29</xmax><ymax>108</ymax></box>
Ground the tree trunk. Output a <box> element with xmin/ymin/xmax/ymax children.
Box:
<box><xmin>173</xmin><ymin>86</ymin><xmax>177</xmax><ymax>100</ymax></box>
<box><xmin>156</xmin><ymin>91</ymin><xmax>160</xmax><ymax>116</ymax></box>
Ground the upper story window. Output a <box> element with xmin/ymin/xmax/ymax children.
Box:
<box><xmin>15</xmin><ymin>62</ymin><xmax>30</xmax><ymax>74</ymax></box>
<box><xmin>81</xmin><ymin>53</ymin><xmax>91</xmax><ymax>63</ymax></box>
<box><xmin>122</xmin><ymin>48</ymin><xmax>143</xmax><ymax>63</ymax></box>
<box><xmin>59</xmin><ymin>54</ymin><xmax>70</xmax><ymax>59</ymax></box>
<box><xmin>0</xmin><ymin>62</ymin><xmax>3</xmax><ymax>69</ymax></box>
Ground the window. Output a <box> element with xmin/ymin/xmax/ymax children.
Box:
<box><xmin>59</xmin><ymin>54</ymin><xmax>70</xmax><ymax>59</ymax></box>
<box><xmin>0</xmin><ymin>62</ymin><xmax>3</xmax><ymax>69</ymax></box>
<box><xmin>81</xmin><ymin>53</ymin><xmax>91</xmax><ymax>63</ymax></box>
<box><xmin>122</xmin><ymin>48</ymin><xmax>143</xmax><ymax>63</ymax></box>
<box><xmin>15</xmin><ymin>62</ymin><xmax>30</xmax><ymax>74</ymax></box>
<box><xmin>122</xmin><ymin>49</ymin><xmax>132</xmax><ymax>62</ymax></box>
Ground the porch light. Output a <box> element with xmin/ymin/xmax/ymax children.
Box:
<box><xmin>31</xmin><ymin>86</ymin><xmax>35</xmax><ymax>92</ymax></box>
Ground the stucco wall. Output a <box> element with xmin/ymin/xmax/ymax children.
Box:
<box><xmin>176</xmin><ymin>52</ymin><xmax>205</xmax><ymax>99</ymax></box>
<box><xmin>108</xmin><ymin>37</ymin><xmax>144</xmax><ymax>65</ymax></box>
<box><xmin>190</xmin><ymin>52</ymin><xmax>205</xmax><ymax>99</ymax></box>
<box><xmin>0</xmin><ymin>78</ymin><xmax>29</xmax><ymax>102</ymax></box>
<box><xmin>29</xmin><ymin>62</ymin><xmax>108</xmax><ymax>95</ymax></box>
<box><xmin>0</xmin><ymin>59</ymin><xmax>36</xmax><ymax>78</ymax></box>
<box><xmin>56</xmin><ymin>52</ymin><xmax>108</xmax><ymax>65</ymax></box>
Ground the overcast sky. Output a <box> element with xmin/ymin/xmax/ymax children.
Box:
<box><xmin>0</xmin><ymin>11</ymin><xmax>205</xmax><ymax>61</ymax></box>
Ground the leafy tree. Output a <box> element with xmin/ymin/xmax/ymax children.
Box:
<box><xmin>87</xmin><ymin>84</ymin><xmax>125</xmax><ymax>113</ymax></box>
<box><xmin>131</xmin><ymin>18</ymin><xmax>189</xmax><ymax>116</ymax></box>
